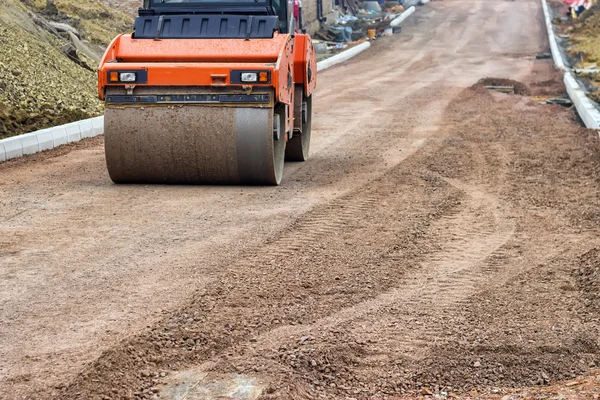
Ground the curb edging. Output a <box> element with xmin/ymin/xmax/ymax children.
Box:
<box><xmin>540</xmin><ymin>0</ymin><xmax>566</xmax><ymax>70</ymax></box>
<box><xmin>390</xmin><ymin>6</ymin><xmax>416</xmax><ymax>28</ymax></box>
<box><xmin>564</xmin><ymin>72</ymin><xmax>600</xmax><ymax>129</ymax></box>
<box><xmin>317</xmin><ymin>41</ymin><xmax>371</xmax><ymax>72</ymax></box>
<box><xmin>0</xmin><ymin>116</ymin><xmax>104</xmax><ymax>162</ymax></box>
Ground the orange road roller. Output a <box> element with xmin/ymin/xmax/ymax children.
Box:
<box><xmin>98</xmin><ymin>0</ymin><xmax>317</xmax><ymax>185</ymax></box>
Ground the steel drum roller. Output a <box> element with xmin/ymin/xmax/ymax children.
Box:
<box><xmin>104</xmin><ymin>105</ymin><xmax>285</xmax><ymax>185</ymax></box>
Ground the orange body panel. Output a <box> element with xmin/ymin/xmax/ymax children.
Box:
<box><xmin>101</xmin><ymin>63</ymin><xmax>277</xmax><ymax>89</ymax></box>
<box><xmin>98</xmin><ymin>31</ymin><xmax>316</xmax><ymax>111</ymax></box>
<box><xmin>98</xmin><ymin>33</ymin><xmax>298</xmax><ymax>105</ymax></box>
<box><xmin>108</xmin><ymin>34</ymin><xmax>287</xmax><ymax>63</ymax></box>
<box><xmin>293</xmin><ymin>34</ymin><xmax>317</xmax><ymax>96</ymax></box>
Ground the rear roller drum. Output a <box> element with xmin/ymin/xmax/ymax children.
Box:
<box><xmin>285</xmin><ymin>87</ymin><xmax>312</xmax><ymax>162</ymax></box>
<box><xmin>269</xmin><ymin>106</ymin><xmax>286</xmax><ymax>185</ymax></box>
<box><xmin>104</xmin><ymin>105</ymin><xmax>286</xmax><ymax>185</ymax></box>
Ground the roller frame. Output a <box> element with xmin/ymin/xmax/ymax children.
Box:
<box><xmin>98</xmin><ymin>27</ymin><xmax>316</xmax><ymax>186</ymax></box>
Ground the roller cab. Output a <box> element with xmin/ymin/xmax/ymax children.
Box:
<box><xmin>98</xmin><ymin>0</ymin><xmax>317</xmax><ymax>185</ymax></box>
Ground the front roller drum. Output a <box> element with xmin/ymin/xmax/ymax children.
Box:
<box><xmin>104</xmin><ymin>106</ymin><xmax>286</xmax><ymax>185</ymax></box>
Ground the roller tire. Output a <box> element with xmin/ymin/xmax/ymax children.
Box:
<box><xmin>285</xmin><ymin>89</ymin><xmax>312</xmax><ymax>162</ymax></box>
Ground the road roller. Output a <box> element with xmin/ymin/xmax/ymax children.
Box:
<box><xmin>97</xmin><ymin>0</ymin><xmax>317</xmax><ymax>185</ymax></box>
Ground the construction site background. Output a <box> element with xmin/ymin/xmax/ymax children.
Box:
<box><xmin>552</xmin><ymin>0</ymin><xmax>600</xmax><ymax>102</ymax></box>
<box><xmin>97</xmin><ymin>0</ymin><xmax>336</xmax><ymax>34</ymax></box>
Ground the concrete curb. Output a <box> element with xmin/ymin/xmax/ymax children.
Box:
<box><xmin>540</xmin><ymin>0</ymin><xmax>600</xmax><ymax>132</ymax></box>
<box><xmin>564</xmin><ymin>72</ymin><xmax>600</xmax><ymax>129</ymax></box>
<box><xmin>0</xmin><ymin>116</ymin><xmax>104</xmax><ymax>162</ymax></box>
<box><xmin>317</xmin><ymin>41</ymin><xmax>371</xmax><ymax>72</ymax></box>
<box><xmin>540</xmin><ymin>0</ymin><xmax>566</xmax><ymax>70</ymax></box>
<box><xmin>390</xmin><ymin>6</ymin><xmax>416</xmax><ymax>28</ymax></box>
<box><xmin>0</xmin><ymin>36</ymin><xmax>376</xmax><ymax>162</ymax></box>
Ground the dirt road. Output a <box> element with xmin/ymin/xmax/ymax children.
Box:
<box><xmin>1</xmin><ymin>0</ymin><xmax>600</xmax><ymax>399</ymax></box>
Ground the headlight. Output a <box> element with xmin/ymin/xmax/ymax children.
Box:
<box><xmin>107</xmin><ymin>70</ymin><xmax>147</xmax><ymax>84</ymax></box>
<box><xmin>119</xmin><ymin>72</ymin><xmax>137</xmax><ymax>82</ymax></box>
<box><xmin>241</xmin><ymin>72</ymin><xmax>258</xmax><ymax>82</ymax></box>
<box><xmin>231</xmin><ymin>70</ymin><xmax>270</xmax><ymax>84</ymax></box>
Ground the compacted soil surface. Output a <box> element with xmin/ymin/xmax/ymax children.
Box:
<box><xmin>1</xmin><ymin>0</ymin><xmax>599</xmax><ymax>399</ymax></box>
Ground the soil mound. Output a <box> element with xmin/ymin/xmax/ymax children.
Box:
<box><xmin>575</xmin><ymin>248</ymin><xmax>600</xmax><ymax>309</ymax></box>
<box><xmin>0</xmin><ymin>0</ymin><xmax>132</xmax><ymax>139</ymax></box>
<box><xmin>474</xmin><ymin>78</ymin><xmax>532</xmax><ymax>96</ymax></box>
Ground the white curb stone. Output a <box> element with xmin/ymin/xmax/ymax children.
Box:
<box><xmin>79</xmin><ymin>119</ymin><xmax>95</xmax><ymax>139</ymax></box>
<box><xmin>3</xmin><ymin>137</ymin><xmax>23</xmax><ymax>159</ymax></box>
<box><xmin>540</xmin><ymin>0</ymin><xmax>566</xmax><ymax>70</ymax></box>
<box><xmin>390</xmin><ymin>6</ymin><xmax>416</xmax><ymax>28</ymax></box>
<box><xmin>65</xmin><ymin>123</ymin><xmax>82</xmax><ymax>143</ymax></box>
<box><xmin>37</xmin><ymin>129</ymin><xmax>55</xmax><ymax>151</ymax></box>
<box><xmin>20</xmin><ymin>133</ymin><xmax>40</xmax><ymax>155</ymax></box>
<box><xmin>91</xmin><ymin>116</ymin><xmax>104</xmax><ymax>136</ymax></box>
<box><xmin>564</xmin><ymin>72</ymin><xmax>600</xmax><ymax>129</ymax></box>
<box><xmin>0</xmin><ymin>143</ymin><xmax>6</xmax><ymax>162</ymax></box>
<box><xmin>52</xmin><ymin>126</ymin><xmax>69</xmax><ymax>147</ymax></box>
<box><xmin>317</xmin><ymin>41</ymin><xmax>371</xmax><ymax>72</ymax></box>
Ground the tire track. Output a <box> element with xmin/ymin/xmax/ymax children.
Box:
<box><xmin>55</xmin><ymin>145</ymin><xmax>466</xmax><ymax>400</ymax></box>
<box><xmin>274</xmin><ymin>179</ymin><xmax>513</xmax><ymax>337</ymax></box>
<box><xmin>150</xmin><ymin>175</ymin><xmax>517</xmax><ymax>398</ymax></box>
